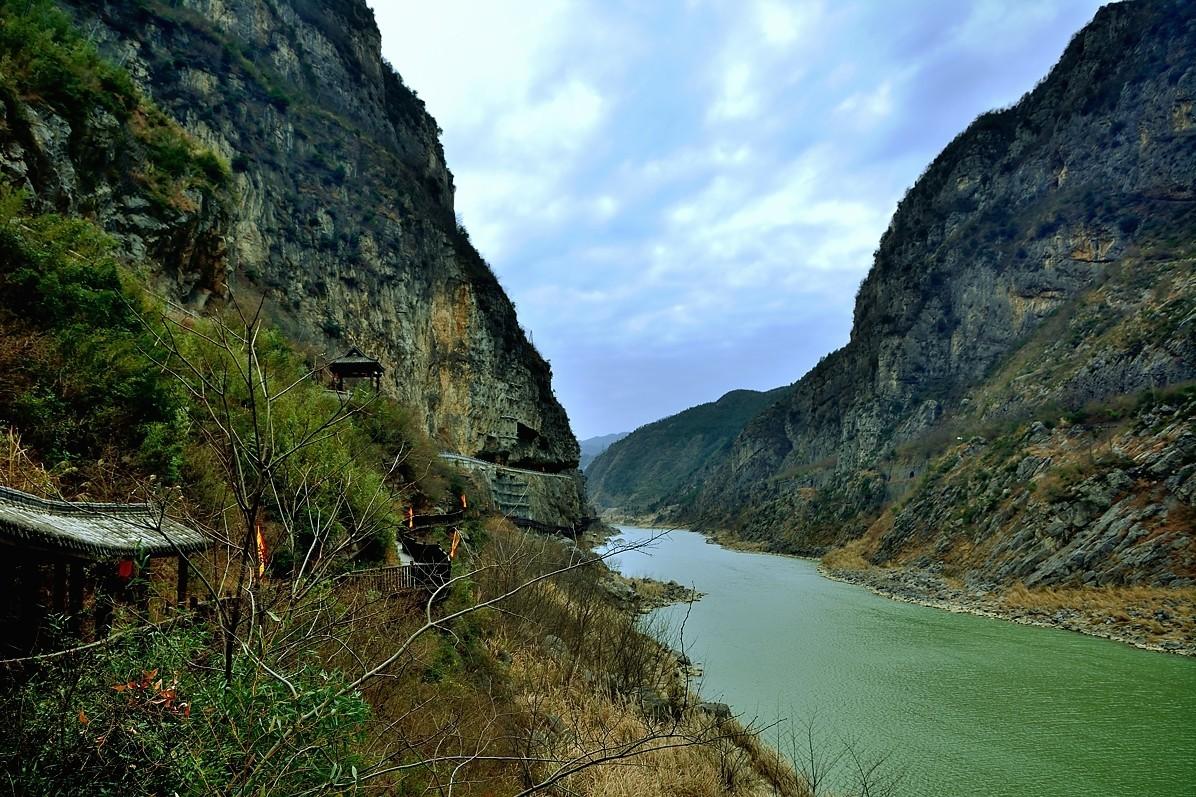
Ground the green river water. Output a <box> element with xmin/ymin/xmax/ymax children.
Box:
<box><xmin>601</xmin><ymin>526</ymin><xmax>1196</xmax><ymax>797</ymax></box>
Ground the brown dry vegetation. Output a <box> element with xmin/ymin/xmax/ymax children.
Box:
<box><xmin>269</xmin><ymin>518</ymin><xmax>811</xmax><ymax>796</ymax></box>
<box><xmin>1001</xmin><ymin>582</ymin><xmax>1196</xmax><ymax>643</ymax></box>
<box><xmin>0</xmin><ymin>427</ymin><xmax>57</xmax><ymax>497</ymax></box>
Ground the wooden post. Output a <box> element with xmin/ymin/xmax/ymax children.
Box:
<box><xmin>53</xmin><ymin>560</ymin><xmax>67</xmax><ymax>612</ymax></box>
<box><xmin>137</xmin><ymin>559</ymin><xmax>150</xmax><ymax>618</ymax></box>
<box><xmin>68</xmin><ymin>561</ymin><xmax>84</xmax><ymax>637</ymax></box>
<box><xmin>176</xmin><ymin>555</ymin><xmax>189</xmax><ymax>608</ymax></box>
<box><xmin>18</xmin><ymin>555</ymin><xmax>40</xmax><ymax>652</ymax></box>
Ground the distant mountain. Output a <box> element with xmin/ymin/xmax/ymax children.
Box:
<box><xmin>586</xmin><ymin>388</ymin><xmax>787</xmax><ymax>518</ymax></box>
<box><xmin>576</xmin><ymin>0</ymin><xmax>1196</xmax><ymax>608</ymax></box>
<box><xmin>691</xmin><ymin>0</ymin><xmax>1196</xmax><ymax>570</ymax></box>
<box><xmin>579</xmin><ymin>433</ymin><xmax>629</xmax><ymax>471</ymax></box>
<box><xmin>587</xmin><ymin>0</ymin><xmax>1195</xmax><ymax>602</ymax></box>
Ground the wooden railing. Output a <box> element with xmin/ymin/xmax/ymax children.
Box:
<box><xmin>337</xmin><ymin>562</ymin><xmax>451</xmax><ymax>599</ymax></box>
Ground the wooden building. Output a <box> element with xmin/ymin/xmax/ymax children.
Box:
<box><xmin>0</xmin><ymin>485</ymin><xmax>208</xmax><ymax>657</ymax></box>
<box><xmin>327</xmin><ymin>347</ymin><xmax>384</xmax><ymax>392</ymax></box>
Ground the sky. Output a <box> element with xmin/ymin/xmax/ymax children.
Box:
<box><xmin>367</xmin><ymin>0</ymin><xmax>1108</xmax><ymax>440</ymax></box>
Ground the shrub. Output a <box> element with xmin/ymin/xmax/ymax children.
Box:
<box><xmin>0</xmin><ymin>625</ymin><xmax>370</xmax><ymax>796</ymax></box>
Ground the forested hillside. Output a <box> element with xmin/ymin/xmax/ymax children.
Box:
<box><xmin>587</xmin><ymin>388</ymin><xmax>786</xmax><ymax>520</ymax></box>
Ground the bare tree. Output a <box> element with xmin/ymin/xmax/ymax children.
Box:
<box><xmin>124</xmin><ymin>296</ymin><xmax>759</xmax><ymax>795</ymax></box>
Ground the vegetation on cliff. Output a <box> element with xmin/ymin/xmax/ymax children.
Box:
<box><xmin>586</xmin><ymin>387</ymin><xmax>786</xmax><ymax>519</ymax></box>
<box><xmin>0</xmin><ymin>4</ymin><xmax>812</xmax><ymax>794</ymax></box>
<box><xmin>584</xmin><ymin>1</ymin><xmax>1195</xmax><ymax>655</ymax></box>
<box><xmin>59</xmin><ymin>0</ymin><xmax>580</xmax><ymax>470</ymax></box>
<box><xmin>594</xmin><ymin>0</ymin><xmax>1195</xmax><ymax>574</ymax></box>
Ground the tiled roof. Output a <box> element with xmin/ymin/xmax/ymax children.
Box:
<box><xmin>0</xmin><ymin>485</ymin><xmax>208</xmax><ymax>558</ymax></box>
<box><xmin>329</xmin><ymin>347</ymin><xmax>382</xmax><ymax>366</ymax></box>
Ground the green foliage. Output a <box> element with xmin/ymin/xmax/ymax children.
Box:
<box><xmin>0</xmin><ymin>0</ymin><xmax>136</xmax><ymax>122</ymax></box>
<box><xmin>588</xmin><ymin>387</ymin><xmax>788</xmax><ymax>512</ymax></box>
<box><xmin>0</xmin><ymin>626</ymin><xmax>370</xmax><ymax>796</ymax></box>
<box><xmin>0</xmin><ymin>190</ymin><xmax>187</xmax><ymax>478</ymax></box>
<box><xmin>169</xmin><ymin>321</ymin><xmax>437</xmax><ymax>565</ymax></box>
<box><xmin>0</xmin><ymin>186</ymin><xmax>439</xmax><ymax>548</ymax></box>
<box><xmin>0</xmin><ymin>0</ymin><xmax>228</xmax><ymax>208</ymax></box>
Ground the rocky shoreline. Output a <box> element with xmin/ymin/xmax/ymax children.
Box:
<box><xmin>601</xmin><ymin>522</ymin><xmax>1196</xmax><ymax>657</ymax></box>
<box><xmin>601</xmin><ymin>570</ymin><xmax>704</xmax><ymax>614</ymax></box>
<box><xmin>823</xmin><ymin>564</ymin><xmax>1196</xmax><ymax>657</ymax></box>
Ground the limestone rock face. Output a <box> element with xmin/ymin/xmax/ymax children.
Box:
<box><xmin>443</xmin><ymin>455</ymin><xmax>585</xmax><ymax>533</ymax></box>
<box><xmin>66</xmin><ymin>0</ymin><xmax>578</xmax><ymax>471</ymax></box>
<box><xmin>690</xmin><ymin>0</ymin><xmax>1196</xmax><ymax>552</ymax></box>
<box><xmin>0</xmin><ymin>92</ymin><xmax>229</xmax><ymax>303</ymax></box>
<box><xmin>867</xmin><ymin>397</ymin><xmax>1196</xmax><ymax>590</ymax></box>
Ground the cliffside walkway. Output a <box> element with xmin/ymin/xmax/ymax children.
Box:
<box><xmin>438</xmin><ymin>453</ymin><xmax>578</xmax><ymax>534</ymax></box>
<box><xmin>437</xmin><ymin>453</ymin><xmax>576</xmax><ymax>481</ymax></box>
<box><xmin>336</xmin><ymin>562</ymin><xmax>450</xmax><ymax>601</ymax></box>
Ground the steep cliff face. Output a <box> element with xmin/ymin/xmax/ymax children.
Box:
<box><xmin>0</xmin><ymin>6</ymin><xmax>229</xmax><ymax>301</ymax></box>
<box><xmin>855</xmin><ymin>252</ymin><xmax>1195</xmax><ymax>589</ymax></box>
<box><xmin>64</xmin><ymin>0</ymin><xmax>578</xmax><ymax>471</ymax></box>
<box><xmin>695</xmin><ymin>0</ymin><xmax>1196</xmax><ymax>554</ymax></box>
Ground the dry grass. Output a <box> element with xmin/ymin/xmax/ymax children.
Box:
<box><xmin>821</xmin><ymin>538</ymin><xmax>871</xmax><ymax>571</ymax></box>
<box><xmin>0</xmin><ymin>426</ymin><xmax>58</xmax><ymax>497</ymax></box>
<box><xmin>275</xmin><ymin>521</ymin><xmax>812</xmax><ymax>796</ymax></box>
<box><xmin>502</xmin><ymin>623</ymin><xmax>805</xmax><ymax>797</ymax></box>
<box><xmin>1002</xmin><ymin>582</ymin><xmax>1196</xmax><ymax>642</ymax></box>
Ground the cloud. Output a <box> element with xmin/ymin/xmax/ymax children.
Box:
<box><xmin>368</xmin><ymin>0</ymin><xmax>1108</xmax><ymax>437</ymax></box>
<box><xmin>708</xmin><ymin>62</ymin><xmax>760</xmax><ymax>121</ymax></box>
<box><xmin>494</xmin><ymin>79</ymin><xmax>606</xmax><ymax>157</ymax></box>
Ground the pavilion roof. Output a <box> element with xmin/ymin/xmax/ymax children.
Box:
<box><xmin>0</xmin><ymin>485</ymin><xmax>208</xmax><ymax>559</ymax></box>
<box><xmin>329</xmin><ymin>347</ymin><xmax>382</xmax><ymax>367</ymax></box>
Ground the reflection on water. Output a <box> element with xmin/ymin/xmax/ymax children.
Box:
<box><xmin>600</xmin><ymin>526</ymin><xmax>1196</xmax><ymax>797</ymax></box>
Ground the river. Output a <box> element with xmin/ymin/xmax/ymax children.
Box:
<box><xmin>600</xmin><ymin>526</ymin><xmax>1196</xmax><ymax>797</ymax></box>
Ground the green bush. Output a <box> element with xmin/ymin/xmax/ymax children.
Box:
<box><xmin>0</xmin><ymin>190</ymin><xmax>187</xmax><ymax>476</ymax></box>
<box><xmin>0</xmin><ymin>0</ymin><xmax>229</xmax><ymax>208</ymax></box>
<box><xmin>0</xmin><ymin>0</ymin><xmax>136</xmax><ymax>122</ymax></box>
<box><xmin>0</xmin><ymin>625</ymin><xmax>370</xmax><ymax>796</ymax></box>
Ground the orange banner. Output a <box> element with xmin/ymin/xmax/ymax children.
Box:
<box><xmin>449</xmin><ymin>529</ymin><xmax>461</xmax><ymax>560</ymax></box>
<box><xmin>255</xmin><ymin>522</ymin><xmax>268</xmax><ymax>577</ymax></box>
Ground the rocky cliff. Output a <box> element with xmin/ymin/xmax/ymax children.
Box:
<box><xmin>689</xmin><ymin>0</ymin><xmax>1196</xmax><ymax>573</ymax></box>
<box><xmin>847</xmin><ymin>250</ymin><xmax>1195</xmax><ymax>591</ymax></box>
<box><xmin>54</xmin><ymin>0</ymin><xmax>578</xmax><ymax>472</ymax></box>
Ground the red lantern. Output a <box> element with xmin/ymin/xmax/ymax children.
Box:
<box><xmin>117</xmin><ymin>559</ymin><xmax>134</xmax><ymax>580</ymax></box>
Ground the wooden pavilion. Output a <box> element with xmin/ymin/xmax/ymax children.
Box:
<box><xmin>0</xmin><ymin>485</ymin><xmax>208</xmax><ymax>656</ymax></box>
<box><xmin>327</xmin><ymin>347</ymin><xmax>384</xmax><ymax>392</ymax></box>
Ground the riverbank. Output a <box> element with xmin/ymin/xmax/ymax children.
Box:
<box><xmin>626</xmin><ymin>521</ymin><xmax>1196</xmax><ymax>657</ymax></box>
<box><xmin>602</xmin><ymin>569</ymin><xmax>705</xmax><ymax>613</ymax></box>
<box><xmin>604</xmin><ymin>524</ymin><xmax>1196</xmax><ymax>797</ymax></box>
<box><xmin>822</xmin><ymin>562</ymin><xmax>1196</xmax><ymax>656</ymax></box>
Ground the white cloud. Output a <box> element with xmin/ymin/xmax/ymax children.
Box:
<box><xmin>371</xmin><ymin>0</ymin><xmax>617</xmax><ymax>259</ymax></box>
<box><xmin>369</xmin><ymin>0</ymin><xmax>578</xmax><ymax>132</ymax></box>
<box><xmin>494</xmin><ymin>79</ymin><xmax>606</xmax><ymax>157</ymax></box>
<box><xmin>365</xmin><ymin>0</ymin><xmax>1108</xmax><ymax>436</ymax></box>
<box><xmin>708</xmin><ymin>61</ymin><xmax>760</xmax><ymax>121</ymax></box>
<box><xmin>592</xmin><ymin>194</ymin><xmax>619</xmax><ymax>220</ymax></box>
<box><xmin>756</xmin><ymin>0</ymin><xmax>820</xmax><ymax>47</ymax></box>
<box><xmin>835</xmin><ymin>79</ymin><xmax>895</xmax><ymax>122</ymax></box>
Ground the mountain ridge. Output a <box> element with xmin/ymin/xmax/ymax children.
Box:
<box><xmin>591</xmin><ymin>0</ymin><xmax>1196</xmax><ymax>599</ymax></box>
<box><xmin>586</xmin><ymin>386</ymin><xmax>787</xmax><ymax>518</ymax></box>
